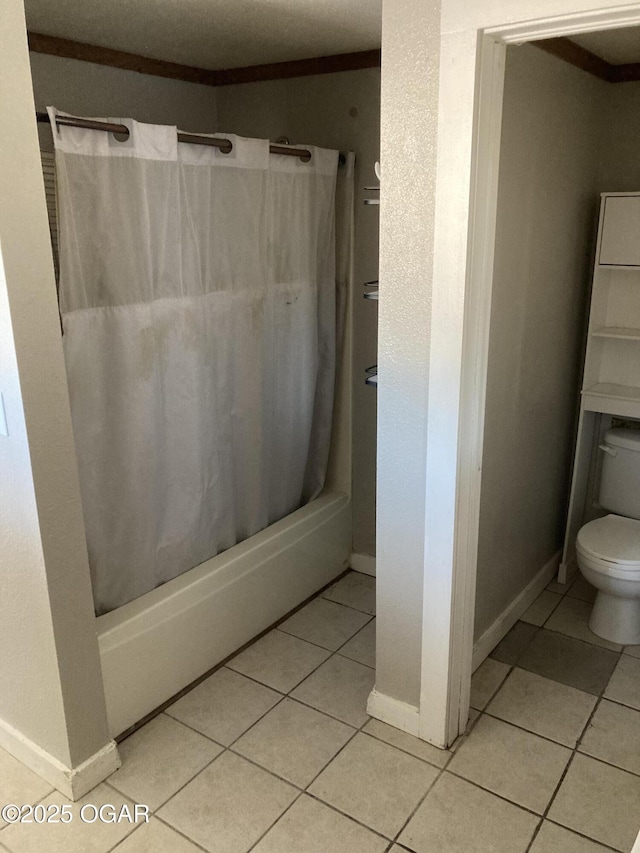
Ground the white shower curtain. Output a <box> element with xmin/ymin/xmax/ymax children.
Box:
<box><xmin>49</xmin><ymin>108</ymin><xmax>348</xmax><ymax>615</ymax></box>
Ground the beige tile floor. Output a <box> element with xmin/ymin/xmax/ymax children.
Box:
<box><xmin>1</xmin><ymin>570</ymin><xmax>640</xmax><ymax>852</ymax></box>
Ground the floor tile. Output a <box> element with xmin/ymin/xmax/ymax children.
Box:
<box><xmin>579</xmin><ymin>699</ymin><xmax>640</xmax><ymax>775</ymax></box>
<box><xmin>111</xmin><ymin>818</ymin><xmax>202</xmax><ymax>852</ymax></box>
<box><xmin>226</xmin><ymin>630</ymin><xmax>330</xmax><ymax>693</ymax></box>
<box><xmin>518</xmin><ymin>629</ymin><xmax>619</xmax><ymax>695</ymax></box>
<box><xmin>158</xmin><ymin>751</ymin><xmax>296</xmax><ymax>853</ymax></box>
<box><xmin>490</xmin><ymin>621</ymin><xmax>539</xmax><ymax>665</ymax></box>
<box><xmin>398</xmin><ymin>772</ymin><xmax>538</xmax><ymax>853</ymax></box>
<box><xmin>251</xmin><ymin>794</ymin><xmax>388</xmax><ymax>853</ymax></box>
<box><xmin>166</xmin><ymin>667</ymin><xmax>281</xmax><ymax>746</ymax></box>
<box><xmin>470</xmin><ymin>658</ymin><xmax>510</xmax><ymax>710</ymax></box>
<box><xmin>567</xmin><ymin>575</ymin><xmax>598</xmax><ymax>604</ymax></box>
<box><xmin>547</xmin><ymin>564</ymin><xmax>578</xmax><ymax>594</ymax></box>
<box><xmin>521</xmin><ymin>590</ymin><xmax>563</xmax><ymax>627</ymax></box>
<box><xmin>363</xmin><ymin>718</ymin><xmax>450</xmax><ymax>768</ymax></box>
<box><xmin>448</xmin><ymin>715</ymin><xmax>571</xmax><ymax>813</ymax></box>
<box><xmin>0</xmin><ymin>748</ymin><xmax>53</xmax><ymax>829</ymax></box>
<box><xmin>309</xmin><ymin>732</ymin><xmax>439</xmax><ymax>839</ymax></box>
<box><xmin>322</xmin><ymin>572</ymin><xmax>376</xmax><ymax>614</ymax></box>
<box><xmin>530</xmin><ymin>821</ymin><xmax>612</xmax><ymax>853</ymax></box>
<box><xmin>278</xmin><ymin>599</ymin><xmax>371</xmax><ymax>651</ymax></box>
<box><xmin>604</xmin><ymin>655</ymin><xmax>640</xmax><ymax>710</ymax></box>
<box><xmin>624</xmin><ymin>645</ymin><xmax>640</xmax><ymax>659</ymax></box>
<box><xmin>547</xmin><ymin>577</ymin><xmax>572</xmax><ymax>594</ymax></box>
<box><xmin>1</xmin><ymin>783</ymin><xmax>138</xmax><ymax>853</ymax></box>
<box><xmin>486</xmin><ymin>668</ymin><xmax>596</xmax><ymax>747</ymax></box>
<box><xmin>548</xmin><ymin>753</ymin><xmax>640</xmax><ymax>851</ymax></box>
<box><xmin>338</xmin><ymin>619</ymin><xmax>375</xmax><ymax>667</ymax></box>
<box><xmin>290</xmin><ymin>655</ymin><xmax>374</xmax><ymax>727</ymax></box>
<box><xmin>108</xmin><ymin>714</ymin><xmax>222</xmax><ymax>809</ymax></box>
<box><xmin>232</xmin><ymin>698</ymin><xmax>354</xmax><ymax>787</ymax></box>
<box><xmin>467</xmin><ymin>706</ymin><xmax>481</xmax><ymax>727</ymax></box>
<box><xmin>546</xmin><ymin>597</ymin><xmax>622</xmax><ymax>651</ymax></box>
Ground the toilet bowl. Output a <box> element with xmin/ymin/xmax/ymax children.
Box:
<box><xmin>576</xmin><ymin>514</ymin><xmax>640</xmax><ymax>645</ymax></box>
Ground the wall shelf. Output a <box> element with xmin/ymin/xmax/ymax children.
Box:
<box><xmin>582</xmin><ymin>382</ymin><xmax>640</xmax><ymax>403</ymax></box>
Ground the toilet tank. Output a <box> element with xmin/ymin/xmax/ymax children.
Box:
<box><xmin>599</xmin><ymin>428</ymin><xmax>640</xmax><ymax>519</ymax></box>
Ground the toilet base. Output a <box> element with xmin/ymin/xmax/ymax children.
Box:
<box><xmin>589</xmin><ymin>591</ymin><xmax>640</xmax><ymax>645</ymax></box>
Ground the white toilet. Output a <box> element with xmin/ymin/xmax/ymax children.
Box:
<box><xmin>576</xmin><ymin>428</ymin><xmax>640</xmax><ymax>646</ymax></box>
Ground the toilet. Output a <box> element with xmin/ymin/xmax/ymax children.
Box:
<box><xmin>576</xmin><ymin>427</ymin><xmax>640</xmax><ymax>646</ymax></box>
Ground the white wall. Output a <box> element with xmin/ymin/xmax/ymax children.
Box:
<box><xmin>0</xmin><ymin>0</ymin><xmax>117</xmax><ymax>795</ymax></box>
<box><xmin>216</xmin><ymin>69</ymin><xmax>380</xmax><ymax>559</ymax></box>
<box><xmin>600</xmin><ymin>81</ymin><xmax>640</xmax><ymax>191</ymax></box>
<box><xmin>374</xmin><ymin>0</ymin><xmax>441</xmax><ymax>716</ymax></box>
<box><xmin>474</xmin><ymin>44</ymin><xmax>605</xmax><ymax>639</ymax></box>
<box><xmin>29</xmin><ymin>52</ymin><xmax>218</xmax><ymax>150</ymax></box>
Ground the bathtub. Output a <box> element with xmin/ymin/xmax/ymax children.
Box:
<box><xmin>96</xmin><ymin>489</ymin><xmax>351</xmax><ymax>737</ymax></box>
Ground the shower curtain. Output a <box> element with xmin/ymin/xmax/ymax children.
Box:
<box><xmin>49</xmin><ymin>107</ymin><xmax>350</xmax><ymax>615</ymax></box>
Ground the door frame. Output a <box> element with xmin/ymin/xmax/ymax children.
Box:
<box><xmin>434</xmin><ymin>2</ymin><xmax>640</xmax><ymax>746</ymax></box>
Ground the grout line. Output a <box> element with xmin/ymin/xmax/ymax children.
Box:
<box><xmin>244</xmin><ymin>790</ymin><xmax>306</xmax><ymax>852</ymax></box>
<box><xmin>539</xmin><ymin>623</ymin><xmax>623</xmax><ymax>654</ymax></box>
<box><xmin>523</xmin><ymin>817</ymin><xmax>545</xmax><ymax>853</ymax></box>
<box><xmin>443</xmin><ymin>766</ymin><xmax>549</xmax><ymax>820</ymax></box>
<box><xmin>103</xmin><ymin>747</ymin><xmax>223</xmax><ymax>812</ymax></box>
<box><xmin>153</xmin><ymin>814</ymin><xmax>213</xmax><ymax>853</ymax></box>
<box><xmin>543</xmin><ymin>817</ymin><xmax>622</xmax><ymax>852</ymax></box>
<box><xmin>0</xmin><ymin>788</ymin><xmax>57</xmax><ymax>835</ymax></box>
<box><xmin>390</xmin><ymin>765</ymin><xmax>445</xmax><ymax>844</ymax></box>
<box><xmin>536</xmin><ymin>748</ymin><xmax>577</xmax><ymax>825</ymax></box>
<box><xmin>362</xmin><ymin>726</ymin><xmax>453</xmax><ymax>770</ymax></box>
<box><xmin>302</xmin><ymin>789</ymin><xmax>396</xmax><ymax>843</ymax></box>
<box><xmin>471</xmin><ymin>661</ymin><xmax>515</xmax><ymax>714</ymax></box>
<box><xmin>480</xmin><ymin>709</ymin><xmax>585</xmax><ymax>751</ymax></box>
<box><xmin>276</xmin><ymin>613</ymin><xmax>375</xmax><ymax>656</ymax></box>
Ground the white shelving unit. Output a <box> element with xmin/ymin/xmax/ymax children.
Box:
<box><xmin>561</xmin><ymin>192</ymin><xmax>640</xmax><ymax>580</ymax></box>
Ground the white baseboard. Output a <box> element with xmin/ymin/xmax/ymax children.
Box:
<box><xmin>0</xmin><ymin>716</ymin><xmax>120</xmax><ymax>800</ymax></box>
<box><xmin>472</xmin><ymin>549</ymin><xmax>561</xmax><ymax>672</ymax></box>
<box><xmin>366</xmin><ymin>688</ymin><xmax>420</xmax><ymax>736</ymax></box>
<box><xmin>350</xmin><ymin>553</ymin><xmax>376</xmax><ymax>576</ymax></box>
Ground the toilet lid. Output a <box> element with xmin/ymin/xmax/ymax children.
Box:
<box><xmin>577</xmin><ymin>515</ymin><xmax>640</xmax><ymax>567</ymax></box>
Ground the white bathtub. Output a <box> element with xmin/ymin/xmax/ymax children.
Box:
<box><xmin>96</xmin><ymin>489</ymin><xmax>351</xmax><ymax>737</ymax></box>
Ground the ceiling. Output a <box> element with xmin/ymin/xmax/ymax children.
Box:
<box><xmin>571</xmin><ymin>26</ymin><xmax>640</xmax><ymax>65</ymax></box>
<box><xmin>24</xmin><ymin>0</ymin><xmax>382</xmax><ymax>70</ymax></box>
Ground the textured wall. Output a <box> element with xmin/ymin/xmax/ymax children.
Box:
<box><xmin>375</xmin><ymin>0</ymin><xmax>441</xmax><ymax>708</ymax></box>
<box><xmin>0</xmin><ymin>1</ymin><xmax>112</xmax><ymax>769</ymax></box>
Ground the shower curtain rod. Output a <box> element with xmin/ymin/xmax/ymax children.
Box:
<box><xmin>36</xmin><ymin>112</ymin><xmax>346</xmax><ymax>164</ymax></box>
